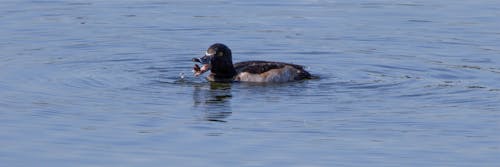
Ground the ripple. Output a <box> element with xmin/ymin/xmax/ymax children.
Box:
<box><xmin>370</xmin><ymin>64</ymin><xmax>427</xmax><ymax>72</ymax></box>
<box><xmin>289</xmin><ymin>51</ymin><xmax>336</xmax><ymax>55</ymax></box>
<box><xmin>62</xmin><ymin>58</ymin><xmax>151</xmax><ymax>65</ymax></box>
<box><xmin>461</xmin><ymin>58</ymin><xmax>492</xmax><ymax>63</ymax></box>
<box><xmin>61</xmin><ymin>75</ymin><xmax>113</xmax><ymax>90</ymax></box>
<box><xmin>346</xmin><ymin>81</ymin><xmax>405</xmax><ymax>90</ymax></box>
<box><xmin>407</xmin><ymin>19</ymin><xmax>432</xmax><ymax>23</ymax></box>
<box><xmin>65</xmin><ymin>2</ymin><xmax>92</xmax><ymax>6</ymax></box>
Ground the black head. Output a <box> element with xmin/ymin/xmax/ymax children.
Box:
<box><xmin>192</xmin><ymin>43</ymin><xmax>236</xmax><ymax>79</ymax></box>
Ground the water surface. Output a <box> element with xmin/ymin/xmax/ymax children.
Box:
<box><xmin>1</xmin><ymin>0</ymin><xmax>500</xmax><ymax>166</ymax></box>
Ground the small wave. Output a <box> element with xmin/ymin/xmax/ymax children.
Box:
<box><xmin>407</xmin><ymin>19</ymin><xmax>432</xmax><ymax>23</ymax></box>
<box><xmin>346</xmin><ymin>81</ymin><xmax>405</xmax><ymax>90</ymax></box>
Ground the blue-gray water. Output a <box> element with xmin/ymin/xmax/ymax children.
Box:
<box><xmin>1</xmin><ymin>0</ymin><xmax>500</xmax><ymax>166</ymax></box>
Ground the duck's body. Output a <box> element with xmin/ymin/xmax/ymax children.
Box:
<box><xmin>193</xmin><ymin>43</ymin><xmax>312</xmax><ymax>83</ymax></box>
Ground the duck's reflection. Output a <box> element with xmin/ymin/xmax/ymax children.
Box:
<box><xmin>193</xmin><ymin>82</ymin><xmax>233</xmax><ymax>122</ymax></box>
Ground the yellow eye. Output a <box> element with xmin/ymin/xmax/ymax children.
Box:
<box><xmin>217</xmin><ymin>52</ymin><xmax>224</xmax><ymax>56</ymax></box>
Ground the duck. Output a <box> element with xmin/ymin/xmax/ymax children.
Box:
<box><xmin>192</xmin><ymin>43</ymin><xmax>312</xmax><ymax>82</ymax></box>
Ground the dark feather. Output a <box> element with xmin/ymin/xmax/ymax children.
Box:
<box><xmin>235</xmin><ymin>61</ymin><xmax>297</xmax><ymax>73</ymax></box>
<box><xmin>234</xmin><ymin>61</ymin><xmax>312</xmax><ymax>79</ymax></box>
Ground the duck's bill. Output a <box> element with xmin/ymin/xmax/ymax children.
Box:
<box><xmin>192</xmin><ymin>58</ymin><xmax>201</xmax><ymax>63</ymax></box>
<box><xmin>192</xmin><ymin>55</ymin><xmax>211</xmax><ymax>64</ymax></box>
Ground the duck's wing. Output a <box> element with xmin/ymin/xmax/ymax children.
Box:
<box><xmin>234</xmin><ymin>61</ymin><xmax>312</xmax><ymax>79</ymax></box>
<box><xmin>234</xmin><ymin>61</ymin><xmax>284</xmax><ymax>74</ymax></box>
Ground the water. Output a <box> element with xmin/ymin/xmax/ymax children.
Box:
<box><xmin>1</xmin><ymin>0</ymin><xmax>500</xmax><ymax>166</ymax></box>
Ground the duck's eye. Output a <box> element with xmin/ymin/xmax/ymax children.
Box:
<box><xmin>217</xmin><ymin>52</ymin><xmax>224</xmax><ymax>56</ymax></box>
<box><xmin>205</xmin><ymin>51</ymin><xmax>214</xmax><ymax>56</ymax></box>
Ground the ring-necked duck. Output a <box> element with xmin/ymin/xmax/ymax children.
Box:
<box><xmin>192</xmin><ymin>43</ymin><xmax>312</xmax><ymax>82</ymax></box>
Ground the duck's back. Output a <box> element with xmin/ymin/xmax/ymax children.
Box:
<box><xmin>234</xmin><ymin>61</ymin><xmax>311</xmax><ymax>82</ymax></box>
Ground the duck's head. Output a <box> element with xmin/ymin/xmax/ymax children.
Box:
<box><xmin>193</xmin><ymin>43</ymin><xmax>236</xmax><ymax>78</ymax></box>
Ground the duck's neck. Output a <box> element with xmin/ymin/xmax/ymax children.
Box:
<box><xmin>211</xmin><ymin>68</ymin><xmax>236</xmax><ymax>81</ymax></box>
<box><xmin>207</xmin><ymin>64</ymin><xmax>237</xmax><ymax>82</ymax></box>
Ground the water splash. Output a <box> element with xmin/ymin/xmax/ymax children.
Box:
<box><xmin>179</xmin><ymin>72</ymin><xmax>185</xmax><ymax>80</ymax></box>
